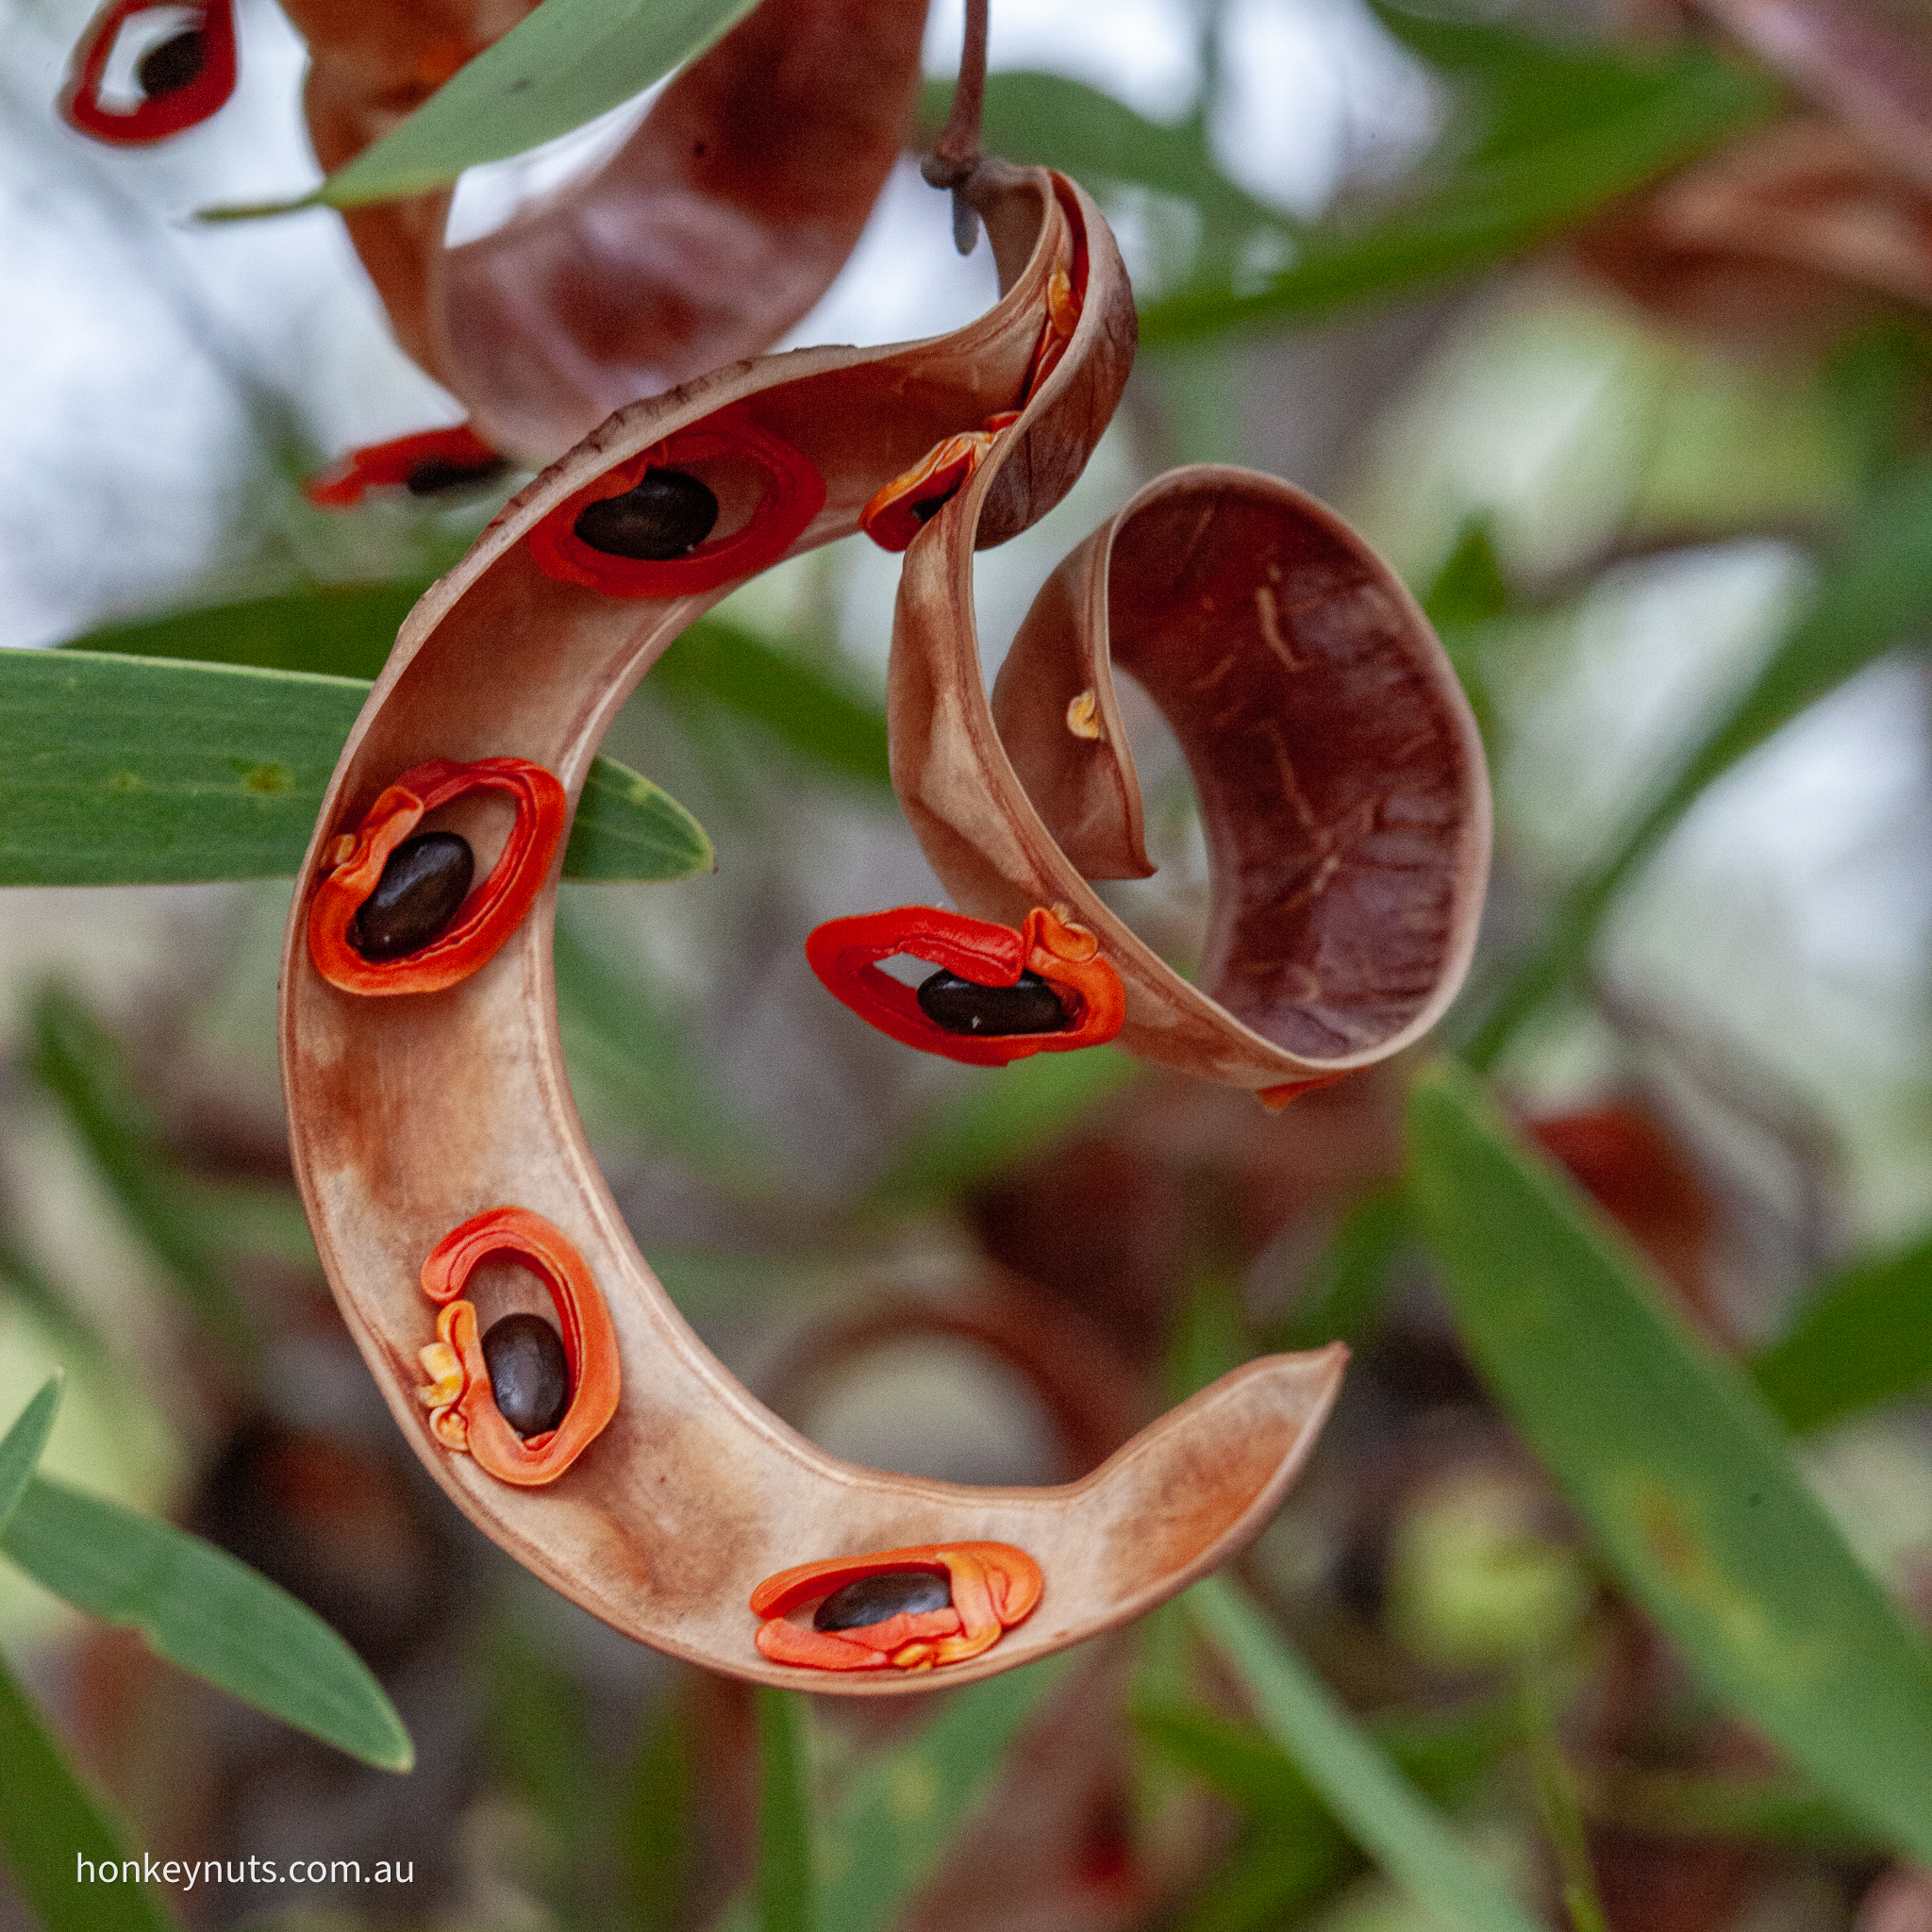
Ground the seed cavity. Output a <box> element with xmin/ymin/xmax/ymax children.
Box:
<box><xmin>407</xmin><ymin>454</ymin><xmax>508</xmax><ymax>496</ymax></box>
<box><xmin>347</xmin><ymin>831</ymin><xmax>474</xmax><ymax>962</ymax></box>
<box><xmin>917</xmin><ymin>967</ymin><xmax>1072</xmax><ymax>1037</ymax></box>
<box><xmin>574</xmin><ymin>469</ymin><xmax>720</xmax><ymax>559</ymax></box>
<box><xmin>814</xmin><ymin>1569</ymin><xmax>952</xmax><ymax>1633</ymax></box>
<box><xmin>480</xmin><ymin>1313</ymin><xmax>571</xmax><ymax>1440</ymax></box>
<box><xmin>137</xmin><ymin>27</ymin><xmax>205</xmax><ymax>98</ymax></box>
<box><xmin>909</xmin><ymin>489</ymin><xmax>957</xmax><ymax>526</ymax></box>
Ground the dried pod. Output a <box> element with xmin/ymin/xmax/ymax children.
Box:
<box><xmin>288</xmin><ymin>0</ymin><xmax>932</xmax><ymax>462</ymax></box>
<box><xmin>890</xmin><ymin>463</ymin><xmax>1491</xmax><ymax>1101</ymax></box>
<box><xmin>282</xmin><ymin>168</ymin><xmax>1345</xmax><ymax>1690</ymax></box>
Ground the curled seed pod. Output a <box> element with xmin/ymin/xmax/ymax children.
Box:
<box><xmin>917</xmin><ymin>967</ymin><xmax>1070</xmax><ymax>1037</ymax></box>
<box><xmin>287</xmin><ymin>167</ymin><xmax>1345</xmax><ymax>1692</ymax></box>
<box><xmin>290</xmin><ymin>0</ymin><xmax>933</xmax><ymax>461</ymax></box>
<box><xmin>481</xmin><ymin>1313</ymin><xmax>572</xmax><ymax>1440</ymax></box>
<box><xmin>573</xmin><ymin>471</ymin><xmax>719</xmax><ymax>559</ymax></box>
<box><xmin>347</xmin><ymin>832</ymin><xmax>474</xmax><ymax>962</ymax></box>
<box><xmin>814</xmin><ymin>1569</ymin><xmax>952</xmax><ymax>1632</ymax></box>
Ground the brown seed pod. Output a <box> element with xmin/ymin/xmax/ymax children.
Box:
<box><xmin>280</xmin><ymin>167</ymin><xmax>1345</xmax><ymax>1691</ymax></box>
<box><xmin>286</xmin><ymin>0</ymin><xmax>932</xmax><ymax>460</ymax></box>
<box><xmin>891</xmin><ymin>462</ymin><xmax>1491</xmax><ymax>1099</ymax></box>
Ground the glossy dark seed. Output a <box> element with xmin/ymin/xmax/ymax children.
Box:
<box><xmin>137</xmin><ymin>29</ymin><xmax>206</xmax><ymax>98</ymax></box>
<box><xmin>406</xmin><ymin>455</ymin><xmax>508</xmax><ymax>496</ymax></box>
<box><xmin>813</xmin><ymin>1570</ymin><xmax>952</xmax><ymax>1633</ymax></box>
<box><xmin>917</xmin><ymin>967</ymin><xmax>1071</xmax><ymax>1036</ymax></box>
<box><xmin>481</xmin><ymin>1313</ymin><xmax>572</xmax><ymax>1440</ymax></box>
<box><xmin>573</xmin><ymin>470</ymin><xmax>719</xmax><ymax>559</ymax></box>
<box><xmin>909</xmin><ymin>489</ymin><xmax>956</xmax><ymax>525</ymax></box>
<box><xmin>347</xmin><ymin>832</ymin><xmax>474</xmax><ymax>962</ymax></box>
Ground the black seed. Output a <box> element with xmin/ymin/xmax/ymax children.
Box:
<box><xmin>909</xmin><ymin>490</ymin><xmax>955</xmax><ymax>525</ymax></box>
<box><xmin>137</xmin><ymin>28</ymin><xmax>205</xmax><ymax>98</ymax></box>
<box><xmin>406</xmin><ymin>455</ymin><xmax>508</xmax><ymax>496</ymax></box>
<box><xmin>814</xmin><ymin>1570</ymin><xmax>952</xmax><ymax>1633</ymax></box>
<box><xmin>573</xmin><ymin>469</ymin><xmax>719</xmax><ymax>559</ymax></box>
<box><xmin>916</xmin><ymin>967</ymin><xmax>1072</xmax><ymax>1036</ymax></box>
<box><xmin>347</xmin><ymin>832</ymin><xmax>474</xmax><ymax>962</ymax></box>
<box><xmin>481</xmin><ymin>1313</ymin><xmax>571</xmax><ymax>1440</ymax></box>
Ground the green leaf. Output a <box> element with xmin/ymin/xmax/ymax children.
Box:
<box><xmin>653</xmin><ymin>617</ymin><xmax>891</xmax><ymax>791</ymax></box>
<box><xmin>755</xmin><ymin>1688</ymin><xmax>814</xmax><ymax>1932</ymax></box>
<box><xmin>1140</xmin><ymin>27</ymin><xmax>1772</xmax><ymax>342</ymax></box>
<box><xmin>29</xmin><ymin>984</ymin><xmax>255</xmax><ymax>1354</ymax></box>
<box><xmin>2</xmin><ymin>1475</ymin><xmax>412</xmax><ymax>1772</ymax></box>
<box><xmin>618</xmin><ymin>1689</ymin><xmax>695</xmax><ymax>1932</ymax></box>
<box><xmin>1190</xmin><ymin>1577</ymin><xmax>1545</xmax><ymax>1932</ymax></box>
<box><xmin>1751</xmin><ymin>1231</ymin><xmax>1932</xmax><ymax>1433</ymax></box>
<box><xmin>0</xmin><ymin>1378</ymin><xmax>60</xmax><ymax>1537</ymax></box>
<box><xmin>3</xmin><ymin>649</ymin><xmax>708</xmax><ymax>885</ymax></box>
<box><xmin>207</xmin><ymin>0</ymin><xmax>759</xmax><ymax>216</ymax></box>
<box><xmin>1469</xmin><ymin>452</ymin><xmax>1932</xmax><ymax>1066</ymax></box>
<box><xmin>69</xmin><ymin>581</ymin><xmax>425</xmax><ymax>682</ymax></box>
<box><xmin>0</xmin><ymin>1648</ymin><xmax>183</xmax><ymax>1932</ymax></box>
<box><xmin>1407</xmin><ymin>1061</ymin><xmax>1932</xmax><ymax>1864</ymax></box>
<box><xmin>816</xmin><ymin>1654</ymin><xmax>1074</xmax><ymax>1932</ymax></box>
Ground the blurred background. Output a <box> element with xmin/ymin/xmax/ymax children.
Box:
<box><xmin>5</xmin><ymin>0</ymin><xmax>1932</xmax><ymax>1925</ymax></box>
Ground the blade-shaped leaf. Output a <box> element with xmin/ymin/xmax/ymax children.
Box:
<box><xmin>1141</xmin><ymin>25</ymin><xmax>1772</xmax><ymax>342</ymax></box>
<box><xmin>1190</xmin><ymin>1577</ymin><xmax>1545</xmax><ymax>1932</ymax></box>
<box><xmin>0</xmin><ymin>1649</ymin><xmax>182</xmax><ymax>1932</ymax></box>
<box><xmin>208</xmin><ymin>0</ymin><xmax>759</xmax><ymax>216</ymax></box>
<box><xmin>2</xmin><ymin>649</ymin><xmax>708</xmax><ymax>885</ymax></box>
<box><xmin>1751</xmin><ymin>1231</ymin><xmax>1932</xmax><ymax>1433</ymax></box>
<box><xmin>30</xmin><ymin>984</ymin><xmax>255</xmax><ymax>1354</ymax></box>
<box><xmin>0</xmin><ymin>1378</ymin><xmax>60</xmax><ymax>1536</ymax></box>
<box><xmin>816</xmin><ymin>1653</ymin><xmax>1074</xmax><ymax>1932</ymax></box>
<box><xmin>69</xmin><ymin>587</ymin><xmax>876</xmax><ymax>800</ymax></box>
<box><xmin>2</xmin><ymin>1475</ymin><xmax>412</xmax><ymax>1772</ymax></box>
<box><xmin>1408</xmin><ymin>1061</ymin><xmax>1932</xmax><ymax>1863</ymax></box>
<box><xmin>1468</xmin><ymin>451</ymin><xmax>1932</xmax><ymax>1066</ymax></box>
<box><xmin>755</xmin><ymin>1688</ymin><xmax>814</xmax><ymax>1932</ymax></box>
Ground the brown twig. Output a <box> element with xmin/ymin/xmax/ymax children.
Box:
<box><xmin>923</xmin><ymin>0</ymin><xmax>991</xmax><ymax>251</ymax></box>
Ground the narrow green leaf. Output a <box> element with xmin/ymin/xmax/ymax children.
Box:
<box><xmin>1469</xmin><ymin>453</ymin><xmax>1932</xmax><ymax>1066</ymax></box>
<box><xmin>29</xmin><ymin>984</ymin><xmax>255</xmax><ymax>1354</ymax></box>
<box><xmin>1190</xmin><ymin>1577</ymin><xmax>1544</xmax><ymax>1932</ymax></box>
<box><xmin>0</xmin><ymin>1378</ymin><xmax>60</xmax><ymax>1536</ymax></box>
<box><xmin>817</xmin><ymin>1654</ymin><xmax>1074</xmax><ymax>1932</ymax></box>
<box><xmin>69</xmin><ymin>581</ymin><xmax>424</xmax><ymax>682</ymax></box>
<box><xmin>566</xmin><ymin>754</ymin><xmax>714</xmax><ymax>881</ymax></box>
<box><xmin>1751</xmin><ymin>1231</ymin><xmax>1932</xmax><ymax>1433</ymax></box>
<box><xmin>2</xmin><ymin>1475</ymin><xmax>413</xmax><ymax>1772</ymax></box>
<box><xmin>1407</xmin><ymin>1061</ymin><xmax>1932</xmax><ymax>1863</ymax></box>
<box><xmin>3</xmin><ymin>649</ymin><xmax>708</xmax><ymax>885</ymax></box>
<box><xmin>653</xmin><ymin>618</ymin><xmax>891</xmax><ymax>791</ymax></box>
<box><xmin>1141</xmin><ymin>30</ymin><xmax>1771</xmax><ymax>342</ymax></box>
<box><xmin>755</xmin><ymin>1687</ymin><xmax>814</xmax><ymax>1932</ymax></box>
<box><xmin>1168</xmin><ymin>1826</ymin><xmax>1356</xmax><ymax>1932</ymax></box>
<box><xmin>207</xmin><ymin>0</ymin><xmax>758</xmax><ymax>216</ymax></box>
<box><xmin>0</xmin><ymin>1647</ymin><xmax>183</xmax><ymax>1932</ymax></box>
